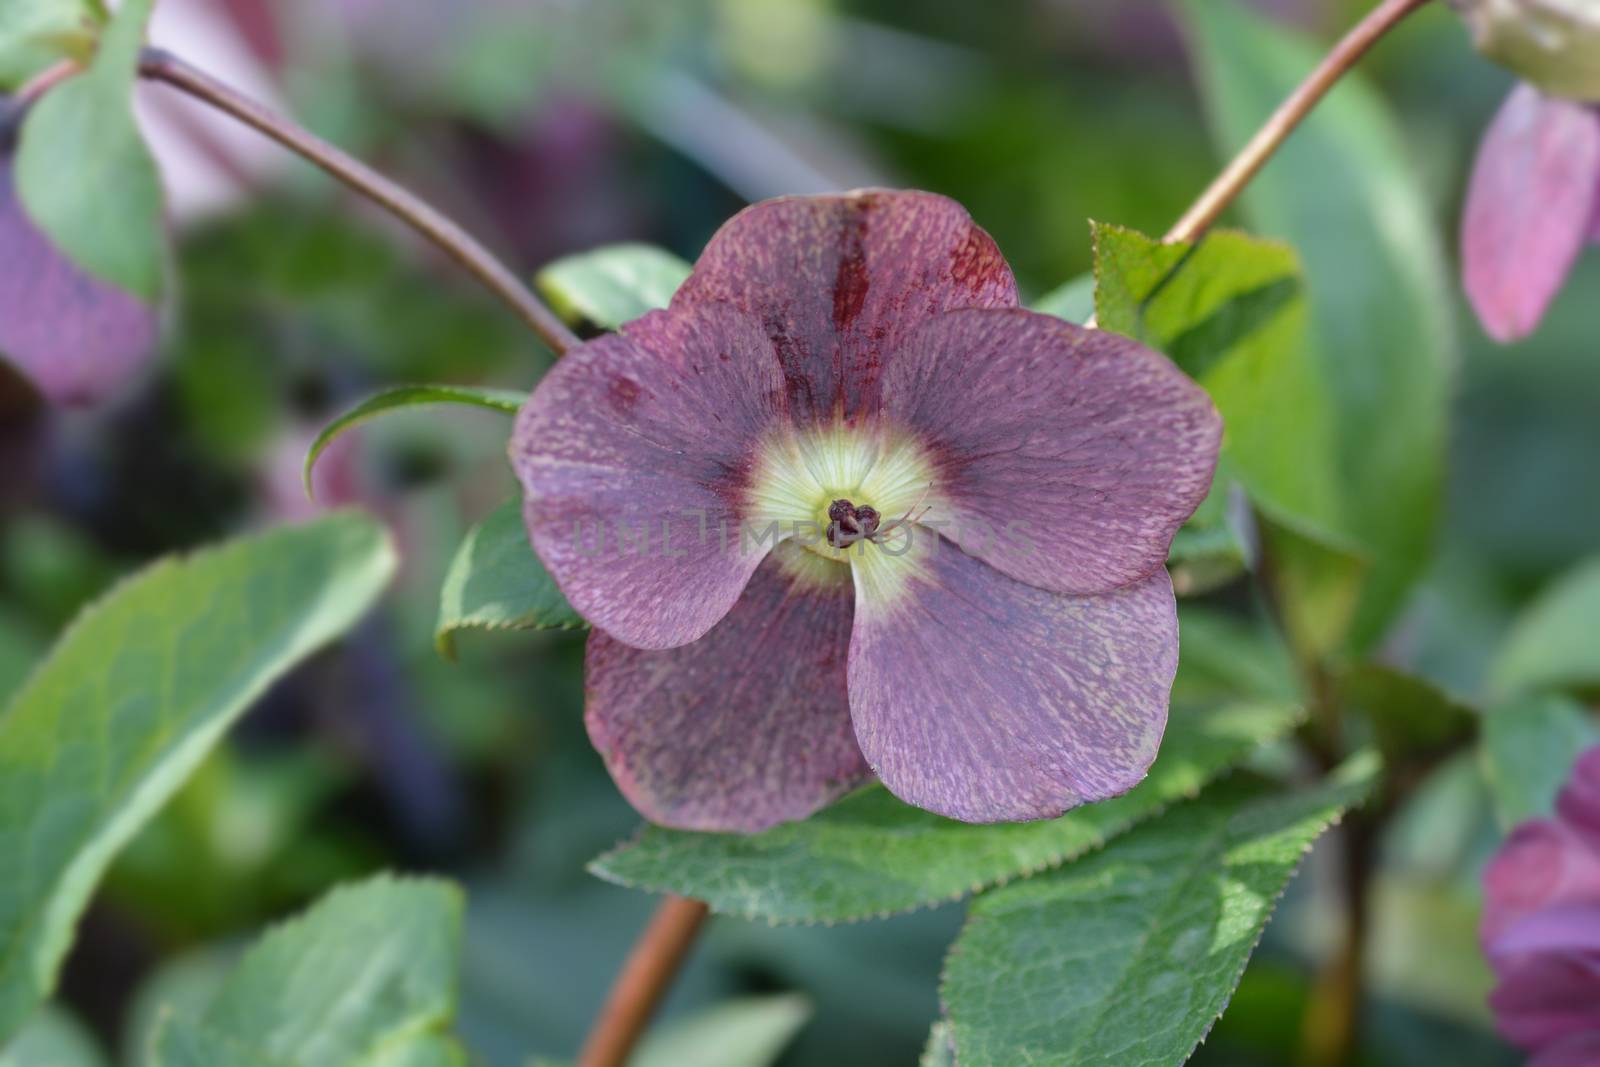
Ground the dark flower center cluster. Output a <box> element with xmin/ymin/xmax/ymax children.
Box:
<box><xmin>826</xmin><ymin>498</ymin><xmax>881</xmax><ymax>549</ymax></box>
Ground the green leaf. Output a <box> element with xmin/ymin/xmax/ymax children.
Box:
<box><xmin>0</xmin><ymin>1006</ymin><xmax>104</xmax><ymax>1067</ymax></box>
<box><xmin>940</xmin><ymin>753</ymin><xmax>1379</xmax><ymax>1067</ymax></box>
<box><xmin>148</xmin><ymin>875</ymin><xmax>464</xmax><ymax>1067</ymax></box>
<box><xmin>1480</xmin><ymin>694</ymin><xmax>1600</xmax><ymax>828</ymax></box>
<box><xmin>1166</xmin><ymin>461</ymin><xmax>1250</xmax><ymax>596</ymax></box>
<box><xmin>529</xmin><ymin>996</ymin><xmax>811</xmax><ymax>1067</ymax></box>
<box><xmin>15</xmin><ymin>0</ymin><xmax>163</xmax><ymax>299</ymax></box>
<box><xmin>1492</xmin><ymin>556</ymin><xmax>1600</xmax><ymax>698</ymax></box>
<box><xmin>1341</xmin><ymin>664</ymin><xmax>1476</xmax><ymax>772</ymax></box>
<box><xmin>0</xmin><ymin>0</ymin><xmax>100</xmax><ymax>89</ymax></box>
<box><xmin>1092</xmin><ymin>222</ymin><xmax>1342</xmax><ymax>537</ymax></box>
<box><xmin>1178</xmin><ymin>0</ymin><xmax>1453</xmax><ymax>651</ymax></box>
<box><xmin>303</xmin><ymin>384</ymin><xmax>527</xmax><ymax>498</ymax></box>
<box><xmin>436</xmin><ymin>497</ymin><xmax>585</xmax><ymax>658</ymax></box>
<box><xmin>1029</xmin><ymin>273</ymin><xmax>1095</xmax><ymax>324</ymax></box>
<box><xmin>591</xmin><ymin>701</ymin><xmax>1306</xmax><ymax>924</ymax></box>
<box><xmin>535</xmin><ymin>243</ymin><xmax>692</xmax><ymax>330</ymax></box>
<box><xmin>634</xmin><ymin>995</ymin><xmax>810</xmax><ymax>1067</ymax></box>
<box><xmin>1171</xmin><ymin>607</ymin><xmax>1299</xmax><ymax>708</ymax></box>
<box><xmin>919</xmin><ymin>1022</ymin><xmax>955</xmax><ymax>1067</ymax></box>
<box><xmin>0</xmin><ymin>514</ymin><xmax>396</xmax><ymax>1041</ymax></box>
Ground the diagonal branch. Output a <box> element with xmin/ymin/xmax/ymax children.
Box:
<box><xmin>136</xmin><ymin>47</ymin><xmax>579</xmax><ymax>355</ymax></box>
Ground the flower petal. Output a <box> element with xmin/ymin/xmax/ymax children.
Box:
<box><xmin>0</xmin><ymin>159</ymin><xmax>158</xmax><ymax>407</ymax></box>
<box><xmin>510</xmin><ymin>305</ymin><xmax>785</xmax><ymax>649</ymax></box>
<box><xmin>1529</xmin><ymin>1033</ymin><xmax>1600</xmax><ymax>1067</ymax></box>
<box><xmin>1558</xmin><ymin>745</ymin><xmax>1600</xmax><ymax>853</ymax></box>
<box><xmin>846</xmin><ymin>530</ymin><xmax>1177</xmax><ymax>823</ymax></box>
<box><xmin>1489</xmin><ymin>949</ymin><xmax>1600</xmax><ymax>1051</ymax></box>
<box><xmin>1462</xmin><ymin>86</ymin><xmax>1600</xmax><ymax>343</ymax></box>
<box><xmin>1482</xmin><ymin>819</ymin><xmax>1600</xmax><ymax>947</ymax></box>
<box><xmin>585</xmin><ymin>543</ymin><xmax>869</xmax><ymax>831</ymax></box>
<box><xmin>879</xmin><ymin>308</ymin><xmax>1220</xmax><ymax>596</ymax></box>
<box><xmin>674</xmin><ymin>189</ymin><xmax>1018</xmax><ymax>422</ymax></box>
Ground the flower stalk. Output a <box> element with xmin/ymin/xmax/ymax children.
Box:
<box><xmin>577</xmin><ymin>896</ymin><xmax>710</xmax><ymax>1067</ymax></box>
<box><xmin>1165</xmin><ymin>0</ymin><xmax>1436</xmax><ymax>244</ymax></box>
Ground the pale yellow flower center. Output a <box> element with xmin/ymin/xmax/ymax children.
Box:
<box><xmin>745</xmin><ymin>423</ymin><xmax>940</xmax><ymax>575</ymax></box>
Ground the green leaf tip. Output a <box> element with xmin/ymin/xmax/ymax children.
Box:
<box><xmin>302</xmin><ymin>384</ymin><xmax>527</xmax><ymax>501</ymax></box>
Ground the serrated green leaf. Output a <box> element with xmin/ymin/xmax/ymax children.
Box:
<box><xmin>0</xmin><ymin>514</ymin><xmax>397</xmax><ymax>1041</ymax></box>
<box><xmin>1029</xmin><ymin>273</ymin><xmax>1094</xmax><ymax>324</ymax></box>
<box><xmin>1480</xmin><ymin>694</ymin><xmax>1600</xmax><ymax>828</ymax></box>
<box><xmin>1492</xmin><ymin>556</ymin><xmax>1600</xmax><ymax>698</ymax></box>
<box><xmin>435</xmin><ymin>497</ymin><xmax>584</xmax><ymax>658</ymax></box>
<box><xmin>303</xmin><ymin>384</ymin><xmax>527</xmax><ymax>498</ymax></box>
<box><xmin>15</xmin><ymin>0</ymin><xmax>163</xmax><ymax>299</ymax></box>
<box><xmin>941</xmin><ymin>753</ymin><xmax>1379</xmax><ymax>1067</ymax></box>
<box><xmin>591</xmin><ymin>702</ymin><xmax>1306</xmax><ymax>924</ymax></box>
<box><xmin>1178</xmin><ymin>0</ymin><xmax>1453</xmax><ymax>652</ymax></box>
<box><xmin>0</xmin><ymin>1006</ymin><xmax>105</xmax><ymax>1067</ymax></box>
<box><xmin>536</xmin><ymin>243</ymin><xmax>692</xmax><ymax>330</ymax></box>
<box><xmin>1092</xmin><ymin>222</ymin><xmax>1342</xmax><ymax>538</ymax></box>
<box><xmin>148</xmin><ymin>876</ymin><xmax>464</xmax><ymax>1067</ymax></box>
<box><xmin>0</xmin><ymin>0</ymin><xmax>100</xmax><ymax>89</ymax></box>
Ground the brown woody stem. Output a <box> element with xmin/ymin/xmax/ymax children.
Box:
<box><xmin>1164</xmin><ymin>0</ymin><xmax>1436</xmax><ymax>244</ymax></box>
<box><xmin>136</xmin><ymin>47</ymin><xmax>579</xmax><ymax>354</ymax></box>
<box><xmin>577</xmin><ymin>896</ymin><xmax>711</xmax><ymax>1067</ymax></box>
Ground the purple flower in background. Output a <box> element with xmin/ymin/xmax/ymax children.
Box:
<box><xmin>1482</xmin><ymin>746</ymin><xmax>1600</xmax><ymax>1065</ymax></box>
<box><xmin>1461</xmin><ymin>84</ymin><xmax>1600</xmax><ymax>342</ymax></box>
<box><xmin>510</xmin><ymin>190</ymin><xmax>1220</xmax><ymax>831</ymax></box>
<box><xmin>0</xmin><ymin>154</ymin><xmax>159</xmax><ymax>407</ymax></box>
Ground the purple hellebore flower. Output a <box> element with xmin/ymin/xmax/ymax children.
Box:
<box><xmin>0</xmin><ymin>153</ymin><xmax>159</xmax><ymax>407</ymax></box>
<box><xmin>1482</xmin><ymin>746</ymin><xmax>1600</xmax><ymax>1064</ymax></box>
<box><xmin>509</xmin><ymin>190</ymin><xmax>1222</xmax><ymax>831</ymax></box>
<box><xmin>1461</xmin><ymin>83</ymin><xmax>1600</xmax><ymax>343</ymax></box>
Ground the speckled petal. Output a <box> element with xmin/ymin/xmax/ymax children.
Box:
<box><xmin>585</xmin><ymin>543</ymin><xmax>870</xmax><ymax>832</ymax></box>
<box><xmin>879</xmin><ymin>308</ymin><xmax>1220</xmax><ymax>596</ymax></box>
<box><xmin>1529</xmin><ymin>1033</ymin><xmax>1600</xmax><ymax>1067</ymax></box>
<box><xmin>847</xmin><ymin>531</ymin><xmax>1177</xmax><ymax>823</ymax></box>
<box><xmin>1488</xmin><ymin>935</ymin><xmax>1600</xmax><ymax>1050</ymax></box>
<box><xmin>1482</xmin><ymin>819</ymin><xmax>1600</xmax><ymax>947</ymax></box>
<box><xmin>673</xmin><ymin>189</ymin><xmax>1018</xmax><ymax>422</ymax></box>
<box><xmin>510</xmin><ymin>304</ymin><xmax>785</xmax><ymax>649</ymax></box>
<box><xmin>1557</xmin><ymin>746</ymin><xmax>1600</xmax><ymax>853</ymax></box>
<box><xmin>0</xmin><ymin>160</ymin><xmax>158</xmax><ymax>406</ymax></box>
<box><xmin>1462</xmin><ymin>86</ymin><xmax>1600</xmax><ymax>343</ymax></box>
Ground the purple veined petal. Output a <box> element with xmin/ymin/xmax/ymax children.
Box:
<box><xmin>1461</xmin><ymin>85</ymin><xmax>1600</xmax><ymax>343</ymax></box>
<box><xmin>510</xmin><ymin>304</ymin><xmax>786</xmax><ymax>649</ymax></box>
<box><xmin>585</xmin><ymin>542</ymin><xmax>870</xmax><ymax>832</ymax></box>
<box><xmin>846</xmin><ymin>529</ymin><xmax>1177</xmax><ymax>823</ymax></box>
<box><xmin>1529</xmin><ymin>1033</ymin><xmax>1600</xmax><ymax>1067</ymax></box>
<box><xmin>673</xmin><ymin>189</ymin><xmax>1019</xmax><ymax>422</ymax></box>
<box><xmin>1488</xmin><ymin>904</ymin><xmax>1600</xmax><ymax>962</ymax></box>
<box><xmin>1558</xmin><ymin>745</ymin><xmax>1600</xmax><ymax>853</ymax></box>
<box><xmin>879</xmin><ymin>308</ymin><xmax>1221</xmax><ymax>597</ymax></box>
<box><xmin>1482</xmin><ymin>819</ymin><xmax>1600</xmax><ymax>948</ymax></box>
<box><xmin>0</xmin><ymin>159</ymin><xmax>158</xmax><ymax>407</ymax></box>
<box><xmin>1489</xmin><ymin>951</ymin><xmax>1600</xmax><ymax>1052</ymax></box>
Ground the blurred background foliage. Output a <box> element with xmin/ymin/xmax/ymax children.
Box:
<box><xmin>1</xmin><ymin>0</ymin><xmax>1595</xmax><ymax>1064</ymax></box>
